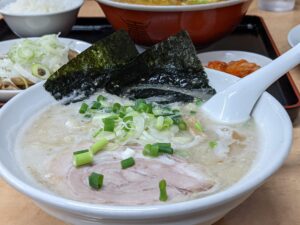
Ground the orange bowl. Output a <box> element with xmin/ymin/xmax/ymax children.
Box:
<box><xmin>97</xmin><ymin>0</ymin><xmax>252</xmax><ymax>46</ymax></box>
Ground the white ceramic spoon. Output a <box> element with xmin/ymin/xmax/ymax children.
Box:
<box><xmin>201</xmin><ymin>43</ymin><xmax>300</xmax><ymax>124</ymax></box>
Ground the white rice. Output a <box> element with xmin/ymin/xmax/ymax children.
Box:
<box><xmin>1</xmin><ymin>0</ymin><xmax>80</xmax><ymax>14</ymax></box>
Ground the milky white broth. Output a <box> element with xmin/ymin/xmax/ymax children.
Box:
<box><xmin>15</xmin><ymin>92</ymin><xmax>259</xmax><ymax>205</ymax></box>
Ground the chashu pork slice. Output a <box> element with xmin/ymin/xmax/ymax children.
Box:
<box><xmin>46</xmin><ymin>149</ymin><xmax>218</xmax><ymax>205</ymax></box>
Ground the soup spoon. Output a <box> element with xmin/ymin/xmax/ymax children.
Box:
<box><xmin>201</xmin><ymin>43</ymin><xmax>300</xmax><ymax>124</ymax></box>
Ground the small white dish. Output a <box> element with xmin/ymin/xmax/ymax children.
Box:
<box><xmin>0</xmin><ymin>0</ymin><xmax>84</xmax><ymax>37</ymax></box>
<box><xmin>0</xmin><ymin>38</ymin><xmax>91</xmax><ymax>102</ymax></box>
<box><xmin>287</xmin><ymin>24</ymin><xmax>300</xmax><ymax>47</ymax></box>
<box><xmin>198</xmin><ymin>50</ymin><xmax>272</xmax><ymax>67</ymax></box>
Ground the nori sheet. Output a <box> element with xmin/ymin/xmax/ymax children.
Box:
<box><xmin>44</xmin><ymin>30</ymin><xmax>139</xmax><ymax>100</ymax></box>
<box><xmin>105</xmin><ymin>31</ymin><xmax>215</xmax><ymax>103</ymax></box>
<box><xmin>44</xmin><ymin>30</ymin><xmax>215</xmax><ymax>104</ymax></box>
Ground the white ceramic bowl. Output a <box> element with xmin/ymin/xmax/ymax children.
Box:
<box><xmin>0</xmin><ymin>68</ymin><xmax>292</xmax><ymax>225</ymax></box>
<box><xmin>0</xmin><ymin>0</ymin><xmax>84</xmax><ymax>37</ymax></box>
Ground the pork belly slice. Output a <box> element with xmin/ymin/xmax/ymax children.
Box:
<box><xmin>47</xmin><ymin>150</ymin><xmax>217</xmax><ymax>205</ymax></box>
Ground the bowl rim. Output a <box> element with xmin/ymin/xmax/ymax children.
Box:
<box><xmin>0</xmin><ymin>68</ymin><xmax>293</xmax><ymax>219</ymax></box>
<box><xmin>96</xmin><ymin>0</ymin><xmax>248</xmax><ymax>12</ymax></box>
<box><xmin>0</xmin><ymin>0</ymin><xmax>84</xmax><ymax>17</ymax></box>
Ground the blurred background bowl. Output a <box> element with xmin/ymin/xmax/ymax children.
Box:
<box><xmin>97</xmin><ymin>0</ymin><xmax>252</xmax><ymax>46</ymax></box>
<box><xmin>0</xmin><ymin>0</ymin><xmax>84</xmax><ymax>37</ymax></box>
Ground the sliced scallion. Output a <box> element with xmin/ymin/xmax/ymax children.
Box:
<box><xmin>79</xmin><ymin>103</ymin><xmax>88</xmax><ymax>114</ymax></box>
<box><xmin>97</xmin><ymin>95</ymin><xmax>107</xmax><ymax>102</ymax></box>
<box><xmin>159</xmin><ymin>179</ymin><xmax>168</xmax><ymax>201</ymax></box>
<box><xmin>172</xmin><ymin>116</ymin><xmax>187</xmax><ymax>131</ymax></box>
<box><xmin>90</xmin><ymin>137</ymin><xmax>109</xmax><ymax>154</ymax></box>
<box><xmin>121</xmin><ymin>157</ymin><xmax>135</xmax><ymax>169</ymax></box>
<box><xmin>195</xmin><ymin>98</ymin><xmax>203</xmax><ymax>106</ymax></box>
<box><xmin>156</xmin><ymin>116</ymin><xmax>164</xmax><ymax>130</ymax></box>
<box><xmin>143</xmin><ymin>144</ymin><xmax>159</xmax><ymax>157</ymax></box>
<box><xmin>102</xmin><ymin>117</ymin><xmax>116</xmax><ymax>132</ymax></box>
<box><xmin>209</xmin><ymin>140</ymin><xmax>218</xmax><ymax>149</ymax></box>
<box><xmin>73</xmin><ymin>149</ymin><xmax>93</xmax><ymax>167</ymax></box>
<box><xmin>154</xmin><ymin>143</ymin><xmax>173</xmax><ymax>154</ymax></box>
<box><xmin>163</xmin><ymin>117</ymin><xmax>173</xmax><ymax>129</ymax></box>
<box><xmin>91</xmin><ymin>101</ymin><xmax>101</xmax><ymax>110</ymax></box>
<box><xmin>112</xmin><ymin>103</ymin><xmax>121</xmax><ymax>113</ymax></box>
<box><xmin>88</xmin><ymin>172</ymin><xmax>104</xmax><ymax>190</ymax></box>
<box><xmin>195</xmin><ymin>121</ymin><xmax>204</xmax><ymax>132</ymax></box>
<box><xmin>134</xmin><ymin>99</ymin><xmax>152</xmax><ymax>113</ymax></box>
<box><xmin>84</xmin><ymin>114</ymin><xmax>92</xmax><ymax>119</ymax></box>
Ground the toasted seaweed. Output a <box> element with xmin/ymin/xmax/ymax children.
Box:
<box><xmin>44</xmin><ymin>30</ymin><xmax>215</xmax><ymax>104</ymax></box>
<box><xmin>44</xmin><ymin>30</ymin><xmax>139</xmax><ymax>100</ymax></box>
<box><xmin>105</xmin><ymin>31</ymin><xmax>215</xmax><ymax>103</ymax></box>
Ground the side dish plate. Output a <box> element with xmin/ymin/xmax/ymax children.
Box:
<box><xmin>0</xmin><ymin>38</ymin><xmax>91</xmax><ymax>102</ymax></box>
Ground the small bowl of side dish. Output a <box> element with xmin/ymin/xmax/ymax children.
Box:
<box><xmin>96</xmin><ymin>0</ymin><xmax>253</xmax><ymax>46</ymax></box>
<box><xmin>0</xmin><ymin>35</ymin><xmax>91</xmax><ymax>101</ymax></box>
<box><xmin>0</xmin><ymin>0</ymin><xmax>84</xmax><ymax>37</ymax></box>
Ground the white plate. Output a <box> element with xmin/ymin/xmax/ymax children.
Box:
<box><xmin>0</xmin><ymin>38</ymin><xmax>91</xmax><ymax>102</ymax></box>
<box><xmin>198</xmin><ymin>50</ymin><xmax>272</xmax><ymax>67</ymax></box>
<box><xmin>288</xmin><ymin>24</ymin><xmax>300</xmax><ymax>47</ymax></box>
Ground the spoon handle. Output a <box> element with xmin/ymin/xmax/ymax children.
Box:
<box><xmin>202</xmin><ymin>43</ymin><xmax>300</xmax><ymax>123</ymax></box>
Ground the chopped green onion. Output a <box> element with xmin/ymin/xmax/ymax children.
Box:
<box><xmin>163</xmin><ymin>117</ymin><xmax>173</xmax><ymax>129</ymax></box>
<box><xmin>84</xmin><ymin>114</ymin><xmax>92</xmax><ymax>119</ymax></box>
<box><xmin>118</xmin><ymin>106</ymin><xmax>127</xmax><ymax>118</ymax></box>
<box><xmin>91</xmin><ymin>101</ymin><xmax>101</xmax><ymax>110</ymax></box>
<box><xmin>190</xmin><ymin>110</ymin><xmax>197</xmax><ymax>115</ymax></box>
<box><xmin>73</xmin><ymin>149</ymin><xmax>93</xmax><ymax>167</ymax></box>
<box><xmin>97</xmin><ymin>95</ymin><xmax>107</xmax><ymax>102</ymax></box>
<box><xmin>152</xmin><ymin>107</ymin><xmax>174</xmax><ymax>116</ymax></box>
<box><xmin>121</xmin><ymin>157</ymin><xmax>135</xmax><ymax>169</ymax></box>
<box><xmin>143</xmin><ymin>144</ymin><xmax>159</xmax><ymax>157</ymax></box>
<box><xmin>156</xmin><ymin>116</ymin><xmax>164</xmax><ymax>130</ymax></box>
<box><xmin>154</xmin><ymin>143</ymin><xmax>173</xmax><ymax>154</ymax></box>
<box><xmin>90</xmin><ymin>137</ymin><xmax>109</xmax><ymax>154</ymax></box>
<box><xmin>123</xmin><ymin>116</ymin><xmax>133</xmax><ymax>131</ymax></box>
<box><xmin>195</xmin><ymin>121</ymin><xmax>204</xmax><ymax>132</ymax></box>
<box><xmin>102</xmin><ymin>117</ymin><xmax>116</xmax><ymax>132</ymax></box>
<box><xmin>88</xmin><ymin>172</ymin><xmax>104</xmax><ymax>190</ymax></box>
<box><xmin>79</xmin><ymin>103</ymin><xmax>88</xmax><ymax>114</ymax></box>
<box><xmin>123</xmin><ymin>116</ymin><xmax>133</xmax><ymax>122</ymax></box>
<box><xmin>159</xmin><ymin>179</ymin><xmax>168</xmax><ymax>201</ymax></box>
<box><xmin>143</xmin><ymin>143</ymin><xmax>173</xmax><ymax>157</ymax></box>
<box><xmin>209</xmin><ymin>140</ymin><xmax>218</xmax><ymax>149</ymax></box>
<box><xmin>178</xmin><ymin>121</ymin><xmax>187</xmax><ymax>130</ymax></box>
<box><xmin>195</xmin><ymin>98</ymin><xmax>203</xmax><ymax>106</ymax></box>
<box><xmin>172</xmin><ymin>116</ymin><xmax>187</xmax><ymax>131</ymax></box>
<box><xmin>134</xmin><ymin>99</ymin><xmax>152</xmax><ymax>113</ymax></box>
<box><xmin>112</xmin><ymin>103</ymin><xmax>121</xmax><ymax>113</ymax></box>
<box><xmin>156</xmin><ymin>116</ymin><xmax>173</xmax><ymax>131</ymax></box>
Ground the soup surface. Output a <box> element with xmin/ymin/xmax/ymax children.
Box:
<box><xmin>114</xmin><ymin>0</ymin><xmax>223</xmax><ymax>5</ymax></box>
<box><xmin>15</xmin><ymin>92</ymin><xmax>258</xmax><ymax>205</ymax></box>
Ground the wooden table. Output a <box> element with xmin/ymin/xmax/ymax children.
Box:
<box><xmin>1</xmin><ymin>0</ymin><xmax>300</xmax><ymax>224</ymax></box>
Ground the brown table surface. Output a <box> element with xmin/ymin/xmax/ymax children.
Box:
<box><xmin>2</xmin><ymin>0</ymin><xmax>300</xmax><ymax>225</ymax></box>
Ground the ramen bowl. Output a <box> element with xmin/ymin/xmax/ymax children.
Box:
<box><xmin>0</xmin><ymin>68</ymin><xmax>292</xmax><ymax>225</ymax></box>
<box><xmin>96</xmin><ymin>0</ymin><xmax>252</xmax><ymax>46</ymax></box>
